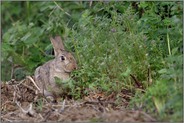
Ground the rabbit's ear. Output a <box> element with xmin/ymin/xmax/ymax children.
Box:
<box><xmin>50</xmin><ymin>36</ymin><xmax>65</xmax><ymax>56</ymax></box>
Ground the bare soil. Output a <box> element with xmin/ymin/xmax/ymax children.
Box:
<box><xmin>1</xmin><ymin>77</ymin><xmax>156</xmax><ymax>122</ymax></box>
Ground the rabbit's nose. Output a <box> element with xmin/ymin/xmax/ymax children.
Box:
<box><xmin>74</xmin><ymin>64</ymin><xmax>78</xmax><ymax>70</ymax></box>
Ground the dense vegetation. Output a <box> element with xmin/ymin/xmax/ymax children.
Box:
<box><xmin>1</xmin><ymin>1</ymin><xmax>183</xmax><ymax>122</ymax></box>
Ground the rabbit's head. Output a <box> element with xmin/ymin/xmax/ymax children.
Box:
<box><xmin>54</xmin><ymin>50</ymin><xmax>77</xmax><ymax>73</ymax></box>
<box><xmin>50</xmin><ymin>36</ymin><xmax>77</xmax><ymax>73</ymax></box>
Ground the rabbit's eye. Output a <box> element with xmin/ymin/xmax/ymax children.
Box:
<box><xmin>60</xmin><ymin>56</ymin><xmax>65</xmax><ymax>61</ymax></box>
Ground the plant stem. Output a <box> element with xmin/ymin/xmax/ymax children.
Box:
<box><xmin>53</xmin><ymin>1</ymin><xmax>71</xmax><ymax>17</ymax></box>
<box><xmin>72</xmin><ymin>36</ymin><xmax>81</xmax><ymax>65</ymax></box>
<box><xmin>26</xmin><ymin>1</ymin><xmax>30</xmax><ymax>23</ymax></box>
<box><xmin>167</xmin><ymin>33</ymin><xmax>171</xmax><ymax>56</ymax></box>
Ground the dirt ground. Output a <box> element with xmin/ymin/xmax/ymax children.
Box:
<box><xmin>1</xmin><ymin>77</ymin><xmax>156</xmax><ymax>122</ymax></box>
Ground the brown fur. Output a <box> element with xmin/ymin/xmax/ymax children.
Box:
<box><xmin>34</xmin><ymin>36</ymin><xmax>77</xmax><ymax>97</ymax></box>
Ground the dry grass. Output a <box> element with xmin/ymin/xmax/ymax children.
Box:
<box><xmin>1</xmin><ymin>77</ymin><xmax>156</xmax><ymax>122</ymax></box>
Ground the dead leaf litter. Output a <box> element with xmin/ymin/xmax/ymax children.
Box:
<box><xmin>1</xmin><ymin>77</ymin><xmax>156</xmax><ymax>122</ymax></box>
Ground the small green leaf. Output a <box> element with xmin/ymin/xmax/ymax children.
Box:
<box><xmin>121</xmin><ymin>67</ymin><xmax>131</xmax><ymax>77</ymax></box>
<box><xmin>153</xmin><ymin>97</ymin><xmax>165</xmax><ymax>114</ymax></box>
<box><xmin>21</xmin><ymin>32</ymin><xmax>32</xmax><ymax>41</ymax></box>
<box><xmin>158</xmin><ymin>69</ymin><xmax>167</xmax><ymax>74</ymax></box>
<box><xmin>171</xmin><ymin>47</ymin><xmax>178</xmax><ymax>55</ymax></box>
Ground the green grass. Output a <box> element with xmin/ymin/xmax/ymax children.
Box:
<box><xmin>66</xmin><ymin>9</ymin><xmax>149</xmax><ymax>94</ymax></box>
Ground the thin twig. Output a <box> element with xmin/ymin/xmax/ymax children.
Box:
<box><xmin>1</xmin><ymin>117</ymin><xmax>13</xmax><ymax>122</ymax></box>
<box><xmin>33</xmin><ymin>44</ymin><xmax>48</xmax><ymax>56</ymax></box>
<box><xmin>60</xmin><ymin>99</ymin><xmax>66</xmax><ymax>112</ymax></box>
<box><xmin>167</xmin><ymin>33</ymin><xmax>171</xmax><ymax>56</ymax></box>
<box><xmin>1</xmin><ymin>101</ymin><xmax>13</xmax><ymax>108</ymax></box>
<box><xmin>140</xmin><ymin>111</ymin><xmax>156</xmax><ymax>121</ymax></box>
<box><xmin>15</xmin><ymin>101</ymin><xmax>27</xmax><ymax>113</ymax></box>
<box><xmin>53</xmin><ymin>1</ymin><xmax>71</xmax><ymax>17</ymax></box>
<box><xmin>120</xmin><ymin>93</ymin><xmax>133</xmax><ymax>98</ymax></box>
<box><xmin>20</xmin><ymin>83</ymin><xmax>36</xmax><ymax>92</ymax></box>
<box><xmin>13</xmin><ymin>91</ymin><xmax>17</xmax><ymax>102</ymax></box>
<box><xmin>16</xmin><ymin>79</ymin><xmax>26</xmax><ymax>86</ymax></box>
<box><xmin>84</xmin><ymin>101</ymin><xmax>115</xmax><ymax>105</ymax></box>
<box><xmin>39</xmin><ymin>113</ymin><xmax>44</xmax><ymax>120</ymax></box>
<box><xmin>89</xmin><ymin>0</ymin><xmax>93</xmax><ymax>7</ymax></box>
<box><xmin>10</xmin><ymin>63</ymin><xmax>14</xmax><ymax>79</ymax></box>
<box><xmin>43</xmin><ymin>110</ymin><xmax>52</xmax><ymax>121</ymax></box>
<box><xmin>26</xmin><ymin>76</ymin><xmax>41</xmax><ymax>91</ymax></box>
<box><xmin>147</xmin><ymin>66</ymin><xmax>152</xmax><ymax>85</ymax></box>
<box><xmin>15</xmin><ymin>101</ymin><xmax>34</xmax><ymax>117</ymax></box>
<box><xmin>12</xmin><ymin>85</ymin><xmax>20</xmax><ymax>102</ymax></box>
<box><xmin>49</xmin><ymin>6</ymin><xmax>57</xmax><ymax>16</ymax></box>
<box><xmin>130</xmin><ymin>74</ymin><xmax>143</xmax><ymax>89</ymax></box>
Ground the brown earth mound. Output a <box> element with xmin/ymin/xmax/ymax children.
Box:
<box><xmin>1</xmin><ymin>77</ymin><xmax>156</xmax><ymax>122</ymax></box>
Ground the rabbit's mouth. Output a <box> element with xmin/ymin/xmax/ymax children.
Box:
<box><xmin>64</xmin><ymin>63</ymin><xmax>77</xmax><ymax>73</ymax></box>
<box><xmin>54</xmin><ymin>64</ymin><xmax>71</xmax><ymax>73</ymax></box>
<box><xmin>63</xmin><ymin>68</ymin><xmax>72</xmax><ymax>73</ymax></box>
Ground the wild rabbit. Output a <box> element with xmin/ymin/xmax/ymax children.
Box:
<box><xmin>34</xmin><ymin>36</ymin><xmax>77</xmax><ymax>98</ymax></box>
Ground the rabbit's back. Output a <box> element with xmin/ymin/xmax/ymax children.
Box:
<box><xmin>34</xmin><ymin>59</ymin><xmax>71</xmax><ymax>96</ymax></box>
<box><xmin>34</xmin><ymin>60</ymin><xmax>52</xmax><ymax>93</ymax></box>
